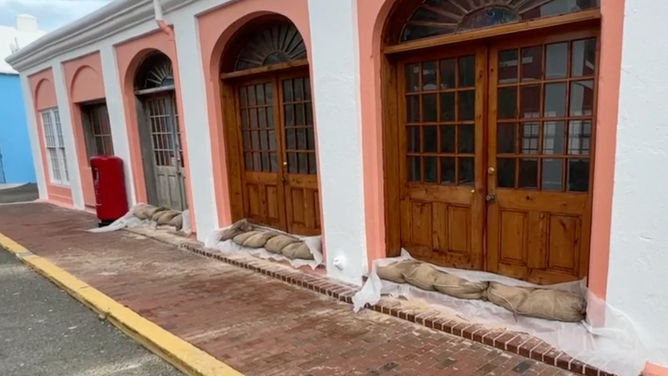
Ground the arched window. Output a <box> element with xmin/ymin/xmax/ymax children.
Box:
<box><xmin>397</xmin><ymin>0</ymin><xmax>600</xmax><ymax>43</ymax></box>
<box><xmin>222</xmin><ymin>18</ymin><xmax>307</xmax><ymax>73</ymax></box>
<box><xmin>135</xmin><ymin>52</ymin><xmax>175</xmax><ymax>91</ymax></box>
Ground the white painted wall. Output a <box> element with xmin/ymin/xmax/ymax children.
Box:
<box><xmin>99</xmin><ymin>46</ymin><xmax>136</xmax><ymax>204</ymax></box>
<box><xmin>52</xmin><ymin>62</ymin><xmax>85</xmax><ymax>209</ymax></box>
<box><xmin>607</xmin><ymin>0</ymin><xmax>668</xmax><ymax>367</ymax></box>
<box><xmin>167</xmin><ymin>8</ymin><xmax>219</xmax><ymax>242</ymax></box>
<box><xmin>19</xmin><ymin>74</ymin><xmax>47</xmax><ymax>199</ymax></box>
<box><xmin>307</xmin><ymin>0</ymin><xmax>367</xmax><ymax>285</ymax></box>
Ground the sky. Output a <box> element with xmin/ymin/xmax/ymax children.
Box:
<box><xmin>0</xmin><ymin>0</ymin><xmax>113</xmax><ymax>31</ymax></box>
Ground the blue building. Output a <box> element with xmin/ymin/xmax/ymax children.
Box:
<box><xmin>0</xmin><ymin>15</ymin><xmax>45</xmax><ymax>184</ymax></box>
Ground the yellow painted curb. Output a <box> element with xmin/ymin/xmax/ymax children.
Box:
<box><xmin>0</xmin><ymin>232</ymin><xmax>246</xmax><ymax>376</ymax></box>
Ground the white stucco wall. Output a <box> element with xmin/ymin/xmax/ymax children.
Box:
<box><xmin>99</xmin><ymin>45</ymin><xmax>136</xmax><ymax>204</ymax></box>
<box><xmin>607</xmin><ymin>0</ymin><xmax>668</xmax><ymax>367</ymax></box>
<box><xmin>52</xmin><ymin>62</ymin><xmax>85</xmax><ymax>209</ymax></box>
<box><xmin>19</xmin><ymin>74</ymin><xmax>47</xmax><ymax>199</ymax></box>
<box><xmin>166</xmin><ymin>1</ymin><xmax>232</xmax><ymax>242</ymax></box>
<box><xmin>307</xmin><ymin>0</ymin><xmax>367</xmax><ymax>284</ymax></box>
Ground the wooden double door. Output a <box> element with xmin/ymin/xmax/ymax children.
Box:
<box><xmin>232</xmin><ymin>70</ymin><xmax>320</xmax><ymax>236</ymax></box>
<box><xmin>396</xmin><ymin>30</ymin><xmax>597</xmax><ymax>284</ymax></box>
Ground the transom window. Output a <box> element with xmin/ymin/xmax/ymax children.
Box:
<box><xmin>135</xmin><ymin>52</ymin><xmax>175</xmax><ymax>91</ymax></box>
<box><xmin>495</xmin><ymin>37</ymin><xmax>596</xmax><ymax>192</ymax></box>
<box><xmin>397</xmin><ymin>0</ymin><xmax>600</xmax><ymax>43</ymax></box>
<box><xmin>235</xmin><ymin>21</ymin><xmax>307</xmax><ymax>71</ymax></box>
<box><xmin>41</xmin><ymin>108</ymin><xmax>69</xmax><ymax>185</ymax></box>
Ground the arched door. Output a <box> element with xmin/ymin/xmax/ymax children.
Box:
<box><xmin>134</xmin><ymin>52</ymin><xmax>187</xmax><ymax>211</ymax></box>
<box><xmin>222</xmin><ymin>18</ymin><xmax>320</xmax><ymax>236</ymax></box>
<box><xmin>385</xmin><ymin>0</ymin><xmax>600</xmax><ymax>284</ymax></box>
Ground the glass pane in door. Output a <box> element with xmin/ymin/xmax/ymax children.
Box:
<box><xmin>403</xmin><ymin>56</ymin><xmax>477</xmax><ymax>186</ymax></box>
<box><xmin>282</xmin><ymin>77</ymin><xmax>316</xmax><ymax>175</ymax></box>
<box><xmin>495</xmin><ymin>37</ymin><xmax>597</xmax><ymax>192</ymax></box>
<box><xmin>239</xmin><ymin>83</ymin><xmax>277</xmax><ymax>172</ymax></box>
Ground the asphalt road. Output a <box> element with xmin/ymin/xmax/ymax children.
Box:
<box><xmin>0</xmin><ymin>250</ymin><xmax>183</xmax><ymax>376</ymax></box>
<box><xmin>0</xmin><ymin>183</ymin><xmax>39</xmax><ymax>204</ymax></box>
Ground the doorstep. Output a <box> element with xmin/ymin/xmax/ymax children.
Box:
<box><xmin>0</xmin><ymin>202</ymin><xmax>595</xmax><ymax>376</ymax></box>
<box><xmin>134</xmin><ymin>224</ymin><xmax>613</xmax><ymax>376</ymax></box>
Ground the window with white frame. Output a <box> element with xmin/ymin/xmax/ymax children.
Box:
<box><xmin>40</xmin><ymin>108</ymin><xmax>70</xmax><ymax>185</ymax></box>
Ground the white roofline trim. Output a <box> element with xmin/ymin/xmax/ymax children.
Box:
<box><xmin>5</xmin><ymin>0</ymin><xmax>198</xmax><ymax>73</ymax></box>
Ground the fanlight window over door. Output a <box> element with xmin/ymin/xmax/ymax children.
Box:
<box><xmin>135</xmin><ymin>52</ymin><xmax>175</xmax><ymax>91</ymax></box>
<box><xmin>234</xmin><ymin>21</ymin><xmax>307</xmax><ymax>71</ymax></box>
<box><xmin>399</xmin><ymin>0</ymin><xmax>600</xmax><ymax>42</ymax></box>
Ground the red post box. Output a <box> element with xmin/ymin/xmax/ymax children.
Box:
<box><xmin>90</xmin><ymin>156</ymin><xmax>128</xmax><ymax>226</ymax></box>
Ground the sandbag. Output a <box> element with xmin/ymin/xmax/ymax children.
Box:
<box><xmin>233</xmin><ymin>230</ymin><xmax>263</xmax><ymax>245</ymax></box>
<box><xmin>264</xmin><ymin>234</ymin><xmax>299</xmax><ymax>254</ymax></box>
<box><xmin>402</xmin><ymin>263</ymin><xmax>439</xmax><ymax>291</ymax></box>
<box><xmin>133</xmin><ymin>204</ymin><xmax>153</xmax><ymax>220</ymax></box>
<box><xmin>156</xmin><ymin>211</ymin><xmax>180</xmax><ymax>225</ymax></box>
<box><xmin>168</xmin><ymin>214</ymin><xmax>183</xmax><ymax>230</ymax></box>
<box><xmin>377</xmin><ymin>261</ymin><xmax>419</xmax><ymax>284</ymax></box>
<box><xmin>433</xmin><ymin>273</ymin><xmax>488</xmax><ymax>300</ymax></box>
<box><xmin>220</xmin><ymin>219</ymin><xmax>254</xmax><ymax>241</ymax></box>
<box><xmin>149</xmin><ymin>207</ymin><xmax>169</xmax><ymax>221</ymax></box>
<box><xmin>516</xmin><ymin>289</ymin><xmax>586</xmax><ymax>322</ymax></box>
<box><xmin>487</xmin><ymin>282</ymin><xmax>534</xmax><ymax>313</ymax></box>
<box><xmin>281</xmin><ymin>242</ymin><xmax>313</xmax><ymax>260</ymax></box>
<box><xmin>242</xmin><ymin>232</ymin><xmax>276</xmax><ymax>248</ymax></box>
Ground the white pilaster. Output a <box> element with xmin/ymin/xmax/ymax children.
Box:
<box><xmin>307</xmin><ymin>0</ymin><xmax>367</xmax><ymax>285</ymax></box>
<box><xmin>19</xmin><ymin>74</ymin><xmax>47</xmax><ymax>199</ymax></box>
<box><xmin>52</xmin><ymin>62</ymin><xmax>85</xmax><ymax>209</ymax></box>
<box><xmin>99</xmin><ymin>45</ymin><xmax>137</xmax><ymax>204</ymax></box>
<box><xmin>169</xmin><ymin>12</ymin><xmax>219</xmax><ymax>240</ymax></box>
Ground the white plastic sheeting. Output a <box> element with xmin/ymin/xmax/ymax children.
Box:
<box><xmin>353</xmin><ymin>251</ymin><xmax>647</xmax><ymax>376</ymax></box>
<box><xmin>87</xmin><ymin>203</ymin><xmax>192</xmax><ymax>235</ymax></box>
<box><xmin>204</xmin><ymin>223</ymin><xmax>323</xmax><ymax>269</ymax></box>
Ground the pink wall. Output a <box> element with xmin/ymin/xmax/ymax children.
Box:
<box><xmin>356</xmin><ymin>1</ymin><xmax>625</xmax><ymax>299</ymax></box>
<box><xmin>63</xmin><ymin>51</ymin><xmax>106</xmax><ymax>208</ymax></box>
<box><xmin>114</xmin><ymin>29</ymin><xmax>196</xmax><ymax>231</ymax></box>
<box><xmin>28</xmin><ymin>68</ymin><xmax>73</xmax><ymax>207</ymax></box>
<box><xmin>197</xmin><ymin>0</ymin><xmax>322</xmax><ymax>229</ymax></box>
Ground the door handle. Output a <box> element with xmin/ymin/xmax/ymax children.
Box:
<box><xmin>486</xmin><ymin>194</ymin><xmax>496</xmax><ymax>202</ymax></box>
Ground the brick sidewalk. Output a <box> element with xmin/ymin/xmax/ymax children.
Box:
<box><xmin>0</xmin><ymin>203</ymin><xmax>577</xmax><ymax>376</ymax></box>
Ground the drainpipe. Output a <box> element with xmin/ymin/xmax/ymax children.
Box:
<box><xmin>153</xmin><ymin>0</ymin><xmax>174</xmax><ymax>41</ymax></box>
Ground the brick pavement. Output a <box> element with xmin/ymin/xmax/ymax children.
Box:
<box><xmin>0</xmin><ymin>203</ymin><xmax>578</xmax><ymax>376</ymax></box>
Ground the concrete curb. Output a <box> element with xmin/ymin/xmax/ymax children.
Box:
<box><xmin>0</xmin><ymin>232</ymin><xmax>246</xmax><ymax>376</ymax></box>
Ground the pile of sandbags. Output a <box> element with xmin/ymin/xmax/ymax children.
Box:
<box><xmin>213</xmin><ymin>219</ymin><xmax>314</xmax><ymax>261</ymax></box>
<box><xmin>132</xmin><ymin>205</ymin><xmax>184</xmax><ymax>231</ymax></box>
<box><xmin>376</xmin><ymin>261</ymin><xmax>585</xmax><ymax>323</ymax></box>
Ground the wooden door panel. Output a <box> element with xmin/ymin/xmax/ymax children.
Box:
<box><xmin>279</xmin><ymin>74</ymin><xmax>320</xmax><ymax>236</ymax></box>
<box><xmin>236</xmin><ymin>80</ymin><xmax>288</xmax><ymax>231</ymax></box>
<box><xmin>401</xmin><ymin>199</ymin><xmax>477</xmax><ymax>269</ymax></box>
<box><xmin>244</xmin><ymin>173</ymin><xmax>284</xmax><ymax>230</ymax></box>
<box><xmin>143</xmin><ymin>94</ymin><xmax>186</xmax><ymax>211</ymax></box>
<box><xmin>487</xmin><ymin>32</ymin><xmax>597</xmax><ymax>284</ymax></box>
<box><xmin>397</xmin><ymin>47</ymin><xmax>486</xmax><ymax>270</ymax></box>
<box><xmin>285</xmin><ymin>175</ymin><xmax>320</xmax><ymax>236</ymax></box>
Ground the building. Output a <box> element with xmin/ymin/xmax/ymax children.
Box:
<box><xmin>0</xmin><ymin>15</ymin><xmax>43</xmax><ymax>184</ymax></box>
<box><xmin>5</xmin><ymin>0</ymin><xmax>668</xmax><ymax>372</ymax></box>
